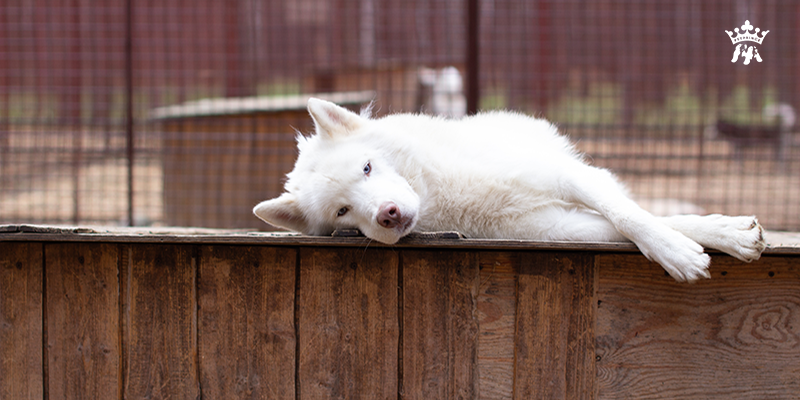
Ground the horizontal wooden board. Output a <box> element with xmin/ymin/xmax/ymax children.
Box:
<box><xmin>596</xmin><ymin>254</ymin><xmax>800</xmax><ymax>399</ymax></box>
<box><xmin>2</xmin><ymin>227</ymin><xmax>797</xmax><ymax>255</ymax></box>
<box><xmin>0</xmin><ymin>225</ymin><xmax>646</xmax><ymax>253</ymax></box>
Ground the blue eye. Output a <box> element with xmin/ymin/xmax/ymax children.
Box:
<box><xmin>337</xmin><ymin>207</ymin><xmax>348</xmax><ymax>217</ymax></box>
<box><xmin>363</xmin><ymin>162</ymin><xmax>371</xmax><ymax>176</ymax></box>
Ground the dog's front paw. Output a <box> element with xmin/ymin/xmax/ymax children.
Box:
<box><xmin>689</xmin><ymin>215</ymin><xmax>766</xmax><ymax>263</ymax></box>
<box><xmin>657</xmin><ymin>245</ymin><xmax>711</xmax><ymax>283</ymax></box>
<box><xmin>637</xmin><ymin>227</ymin><xmax>711</xmax><ymax>282</ymax></box>
<box><xmin>662</xmin><ymin>214</ymin><xmax>767</xmax><ymax>264</ymax></box>
<box><xmin>720</xmin><ymin>216</ymin><xmax>765</xmax><ymax>262</ymax></box>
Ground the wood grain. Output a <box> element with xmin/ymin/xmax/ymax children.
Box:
<box><xmin>123</xmin><ymin>244</ymin><xmax>200</xmax><ymax>399</ymax></box>
<box><xmin>515</xmin><ymin>252</ymin><xmax>596</xmax><ymax>400</ymax></box>
<box><xmin>0</xmin><ymin>242</ymin><xmax>43</xmax><ymax>400</ymax></box>
<box><xmin>596</xmin><ymin>254</ymin><xmax>800</xmax><ymax>399</ymax></box>
<box><xmin>475</xmin><ymin>252</ymin><xmax>518</xmax><ymax>400</ymax></box>
<box><xmin>45</xmin><ymin>243</ymin><xmax>120</xmax><ymax>400</ymax></box>
<box><xmin>198</xmin><ymin>245</ymin><xmax>296</xmax><ymax>399</ymax></box>
<box><xmin>297</xmin><ymin>247</ymin><xmax>399</xmax><ymax>399</ymax></box>
<box><xmin>402</xmin><ymin>250</ymin><xmax>480</xmax><ymax>400</ymax></box>
<box><xmin>3</xmin><ymin>236</ymin><xmax>798</xmax><ymax>399</ymax></box>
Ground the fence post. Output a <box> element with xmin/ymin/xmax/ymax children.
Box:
<box><xmin>466</xmin><ymin>0</ymin><xmax>480</xmax><ymax>115</ymax></box>
<box><xmin>125</xmin><ymin>0</ymin><xmax>134</xmax><ymax>226</ymax></box>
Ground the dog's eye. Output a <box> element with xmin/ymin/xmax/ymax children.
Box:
<box><xmin>363</xmin><ymin>162</ymin><xmax>371</xmax><ymax>176</ymax></box>
<box><xmin>337</xmin><ymin>207</ymin><xmax>348</xmax><ymax>217</ymax></box>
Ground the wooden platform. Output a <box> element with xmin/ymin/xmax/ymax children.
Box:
<box><xmin>1</xmin><ymin>227</ymin><xmax>799</xmax><ymax>399</ymax></box>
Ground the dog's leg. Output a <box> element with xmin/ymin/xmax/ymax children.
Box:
<box><xmin>659</xmin><ymin>214</ymin><xmax>765</xmax><ymax>263</ymax></box>
<box><xmin>557</xmin><ymin>164</ymin><xmax>711</xmax><ymax>281</ymax></box>
<box><xmin>536</xmin><ymin>207</ymin><xmax>628</xmax><ymax>242</ymax></box>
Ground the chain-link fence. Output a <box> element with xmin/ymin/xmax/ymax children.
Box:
<box><xmin>2</xmin><ymin>0</ymin><xmax>798</xmax><ymax>230</ymax></box>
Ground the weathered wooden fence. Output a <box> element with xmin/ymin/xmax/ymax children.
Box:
<box><xmin>1</xmin><ymin>228</ymin><xmax>799</xmax><ymax>399</ymax></box>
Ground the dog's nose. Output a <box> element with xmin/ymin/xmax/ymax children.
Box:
<box><xmin>377</xmin><ymin>202</ymin><xmax>402</xmax><ymax>228</ymax></box>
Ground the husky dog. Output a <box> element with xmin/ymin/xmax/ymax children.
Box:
<box><xmin>254</xmin><ymin>98</ymin><xmax>766</xmax><ymax>282</ymax></box>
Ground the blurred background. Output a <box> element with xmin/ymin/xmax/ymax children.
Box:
<box><xmin>1</xmin><ymin>0</ymin><xmax>798</xmax><ymax>230</ymax></box>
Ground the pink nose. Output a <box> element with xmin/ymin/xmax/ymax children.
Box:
<box><xmin>377</xmin><ymin>202</ymin><xmax>402</xmax><ymax>228</ymax></box>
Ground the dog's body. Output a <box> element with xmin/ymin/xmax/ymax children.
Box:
<box><xmin>254</xmin><ymin>98</ymin><xmax>766</xmax><ymax>281</ymax></box>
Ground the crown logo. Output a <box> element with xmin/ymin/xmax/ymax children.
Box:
<box><xmin>726</xmin><ymin>20</ymin><xmax>769</xmax><ymax>65</ymax></box>
<box><xmin>725</xmin><ymin>20</ymin><xmax>769</xmax><ymax>45</ymax></box>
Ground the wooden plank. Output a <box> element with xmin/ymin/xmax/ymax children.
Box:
<box><xmin>2</xmin><ymin>229</ymin><xmax>798</xmax><ymax>255</ymax></box>
<box><xmin>515</xmin><ymin>252</ymin><xmax>597</xmax><ymax>400</ymax></box>
<box><xmin>402</xmin><ymin>250</ymin><xmax>480</xmax><ymax>399</ymax></box>
<box><xmin>45</xmin><ymin>243</ymin><xmax>120</xmax><ymax>399</ymax></box>
<box><xmin>297</xmin><ymin>247</ymin><xmax>399</xmax><ymax>399</ymax></box>
<box><xmin>475</xmin><ymin>252</ymin><xmax>518</xmax><ymax>399</ymax></box>
<box><xmin>0</xmin><ymin>242</ymin><xmax>43</xmax><ymax>400</ymax></box>
<box><xmin>596</xmin><ymin>254</ymin><xmax>800</xmax><ymax>399</ymax></box>
<box><xmin>198</xmin><ymin>245</ymin><xmax>296</xmax><ymax>399</ymax></box>
<box><xmin>123</xmin><ymin>245</ymin><xmax>199</xmax><ymax>399</ymax></box>
<box><xmin>0</xmin><ymin>231</ymin><xmax>650</xmax><ymax>254</ymax></box>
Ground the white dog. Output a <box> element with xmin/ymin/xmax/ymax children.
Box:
<box><xmin>254</xmin><ymin>98</ymin><xmax>766</xmax><ymax>282</ymax></box>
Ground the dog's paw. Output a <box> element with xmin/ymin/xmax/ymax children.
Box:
<box><xmin>725</xmin><ymin>216</ymin><xmax>766</xmax><ymax>262</ymax></box>
<box><xmin>636</xmin><ymin>226</ymin><xmax>711</xmax><ymax>282</ymax></box>
<box><xmin>693</xmin><ymin>215</ymin><xmax>766</xmax><ymax>263</ymax></box>
<box><xmin>656</xmin><ymin>243</ymin><xmax>711</xmax><ymax>283</ymax></box>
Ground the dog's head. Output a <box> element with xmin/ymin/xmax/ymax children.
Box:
<box><xmin>253</xmin><ymin>98</ymin><xmax>420</xmax><ymax>244</ymax></box>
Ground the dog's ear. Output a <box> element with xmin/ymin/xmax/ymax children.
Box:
<box><xmin>253</xmin><ymin>193</ymin><xmax>308</xmax><ymax>233</ymax></box>
<box><xmin>307</xmin><ymin>98</ymin><xmax>365</xmax><ymax>138</ymax></box>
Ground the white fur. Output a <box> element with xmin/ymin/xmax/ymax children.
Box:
<box><xmin>254</xmin><ymin>98</ymin><xmax>766</xmax><ymax>282</ymax></box>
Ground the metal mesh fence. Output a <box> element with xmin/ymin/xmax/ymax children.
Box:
<box><xmin>2</xmin><ymin>0</ymin><xmax>799</xmax><ymax>230</ymax></box>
